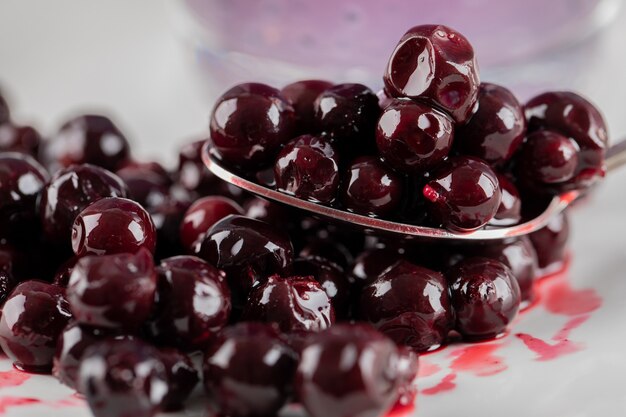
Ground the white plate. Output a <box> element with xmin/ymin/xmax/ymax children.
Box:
<box><xmin>2</xmin><ymin>167</ymin><xmax>626</xmax><ymax>417</ymax></box>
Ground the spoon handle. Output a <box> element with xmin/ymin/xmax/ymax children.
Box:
<box><xmin>606</xmin><ymin>140</ymin><xmax>626</xmax><ymax>172</ymax></box>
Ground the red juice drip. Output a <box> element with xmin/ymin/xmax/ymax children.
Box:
<box><xmin>516</xmin><ymin>315</ymin><xmax>590</xmax><ymax>361</ymax></box>
<box><xmin>0</xmin><ymin>369</ymin><xmax>30</xmax><ymax>388</ymax></box>
<box><xmin>0</xmin><ymin>397</ymin><xmax>40</xmax><ymax>413</ymax></box>
<box><xmin>421</xmin><ymin>373</ymin><xmax>457</xmax><ymax>395</ymax></box>
<box><xmin>448</xmin><ymin>343</ymin><xmax>507</xmax><ymax>376</ymax></box>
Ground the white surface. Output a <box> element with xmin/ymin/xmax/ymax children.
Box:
<box><xmin>1</xmin><ymin>1</ymin><xmax>626</xmax><ymax>416</ymax></box>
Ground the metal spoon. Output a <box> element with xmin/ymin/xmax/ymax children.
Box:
<box><xmin>202</xmin><ymin>140</ymin><xmax>626</xmax><ymax>241</ymax></box>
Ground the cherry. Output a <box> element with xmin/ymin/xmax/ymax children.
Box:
<box><xmin>490</xmin><ymin>173</ymin><xmax>522</xmax><ymax>227</ymax></box>
<box><xmin>516</xmin><ymin>131</ymin><xmax>580</xmax><ymax>193</ymax></box>
<box><xmin>0</xmin><ymin>266</ymin><xmax>15</xmax><ymax>304</ymax></box>
<box><xmin>0</xmin><ymin>90</ymin><xmax>9</xmax><ymax>123</ymax></box>
<box><xmin>341</xmin><ymin>156</ymin><xmax>403</xmax><ymax>217</ymax></box>
<box><xmin>72</xmin><ymin>197</ymin><xmax>156</xmax><ymax>257</ymax></box>
<box><xmin>295</xmin><ymin>323</ymin><xmax>405</xmax><ymax>417</ymax></box>
<box><xmin>177</xmin><ymin>139</ymin><xmax>217</xmax><ymax>195</ymax></box>
<box><xmin>289</xmin><ymin>258</ymin><xmax>351</xmax><ymax>319</ymax></box>
<box><xmin>146</xmin><ymin>256</ymin><xmax>231</xmax><ymax>350</ymax></box>
<box><xmin>298</xmin><ymin>238</ymin><xmax>353</xmax><ymax>270</ymax></box>
<box><xmin>274</xmin><ymin>134</ymin><xmax>340</xmax><ymax>203</ymax></box>
<box><xmin>158</xmin><ymin>348</ymin><xmax>199</xmax><ymax>412</ymax></box>
<box><xmin>360</xmin><ymin>260</ymin><xmax>452</xmax><ymax>352</ymax></box>
<box><xmin>209</xmin><ymin>83</ymin><xmax>296</xmax><ymax>169</ymax></box>
<box><xmin>376</xmin><ymin>99</ymin><xmax>454</xmax><ymax>173</ymax></box>
<box><xmin>78</xmin><ymin>339</ymin><xmax>168</xmax><ymax>417</ymax></box>
<box><xmin>0</xmin><ymin>124</ymin><xmax>42</xmax><ymax>156</ymax></box>
<box><xmin>242</xmin><ymin>274</ymin><xmax>335</xmax><ymax>333</ymax></box>
<box><xmin>0</xmin><ymin>280</ymin><xmax>72</xmax><ymax>373</ymax></box>
<box><xmin>529</xmin><ymin>210</ymin><xmax>570</xmax><ymax>273</ymax></box>
<box><xmin>0</xmin><ymin>153</ymin><xmax>49</xmax><ymax>245</ymax></box>
<box><xmin>150</xmin><ymin>192</ymin><xmax>192</xmax><ymax>260</ymax></box>
<box><xmin>196</xmin><ymin>215</ymin><xmax>293</xmax><ymax>306</ymax></box>
<box><xmin>179</xmin><ymin>196</ymin><xmax>243</xmax><ymax>253</ymax></box>
<box><xmin>525</xmin><ymin>91</ymin><xmax>608</xmax><ymax>191</ymax></box>
<box><xmin>350</xmin><ymin>248</ymin><xmax>403</xmax><ymax>287</ymax></box>
<box><xmin>423</xmin><ymin>156</ymin><xmax>501</xmax><ymax>231</ymax></box>
<box><xmin>313</xmin><ymin>83</ymin><xmax>380</xmax><ymax>150</ymax></box>
<box><xmin>115</xmin><ymin>161</ymin><xmax>172</xmax><ymax>210</ymax></box>
<box><xmin>456</xmin><ymin>83</ymin><xmax>526</xmax><ymax>165</ymax></box>
<box><xmin>42</xmin><ymin>114</ymin><xmax>130</xmax><ymax>173</ymax></box>
<box><xmin>281</xmin><ymin>80</ymin><xmax>333</xmax><ymax>132</ymax></box>
<box><xmin>40</xmin><ymin>164</ymin><xmax>129</xmax><ymax>245</ymax></box>
<box><xmin>384</xmin><ymin>24</ymin><xmax>479</xmax><ymax>123</ymax></box>
<box><xmin>67</xmin><ymin>249</ymin><xmax>157</xmax><ymax>331</ymax></box>
<box><xmin>243</xmin><ymin>196</ymin><xmax>295</xmax><ymax>231</ymax></box>
<box><xmin>448</xmin><ymin>257</ymin><xmax>521</xmax><ymax>340</ymax></box>
<box><xmin>203</xmin><ymin>322</ymin><xmax>297</xmax><ymax>417</ymax></box>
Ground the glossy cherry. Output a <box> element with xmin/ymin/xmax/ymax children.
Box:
<box><xmin>360</xmin><ymin>260</ymin><xmax>452</xmax><ymax>352</ymax></box>
<box><xmin>203</xmin><ymin>322</ymin><xmax>297</xmax><ymax>417</ymax></box>
<box><xmin>67</xmin><ymin>249</ymin><xmax>157</xmax><ymax>331</ymax></box>
<box><xmin>146</xmin><ymin>256</ymin><xmax>231</xmax><ymax>349</ymax></box>
<box><xmin>490</xmin><ymin>173</ymin><xmax>522</xmax><ymax>227</ymax></box>
<box><xmin>40</xmin><ymin>164</ymin><xmax>129</xmax><ymax>245</ymax></box>
<box><xmin>384</xmin><ymin>24</ymin><xmax>479</xmax><ymax>123</ymax></box>
<box><xmin>375</xmin><ymin>99</ymin><xmax>454</xmax><ymax>173</ymax></box>
<box><xmin>243</xmin><ymin>196</ymin><xmax>295</xmax><ymax>231</ymax></box>
<box><xmin>298</xmin><ymin>238</ymin><xmax>353</xmax><ymax>270</ymax></box>
<box><xmin>350</xmin><ymin>248</ymin><xmax>403</xmax><ymax>287</ymax></box>
<box><xmin>295</xmin><ymin>323</ymin><xmax>405</xmax><ymax>417</ymax></box>
<box><xmin>313</xmin><ymin>83</ymin><xmax>380</xmax><ymax>150</ymax></box>
<box><xmin>423</xmin><ymin>156</ymin><xmax>501</xmax><ymax>231</ymax></box>
<box><xmin>209</xmin><ymin>83</ymin><xmax>296</xmax><ymax>169</ymax></box>
<box><xmin>150</xmin><ymin>192</ymin><xmax>192</xmax><ymax>260</ymax></box>
<box><xmin>281</xmin><ymin>79</ymin><xmax>333</xmax><ymax>132</ymax></box>
<box><xmin>525</xmin><ymin>91</ymin><xmax>608</xmax><ymax>191</ymax></box>
<box><xmin>529</xmin><ymin>210</ymin><xmax>570</xmax><ymax>273</ymax></box>
<box><xmin>177</xmin><ymin>139</ymin><xmax>217</xmax><ymax>195</ymax></box>
<box><xmin>71</xmin><ymin>197</ymin><xmax>156</xmax><ymax>256</ymax></box>
<box><xmin>341</xmin><ymin>156</ymin><xmax>403</xmax><ymax>217</ymax></box>
<box><xmin>0</xmin><ymin>153</ymin><xmax>49</xmax><ymax>244</ymax></box>
<box><xmin>78</xmin><ymin>339</ymin><xmax>168</xmax><ymax>417</ymax></box>
<box><xmin>242</xmin><ymin>274</ymin><xmax>335</xmax><ymax>333</ymax></box>
<box><xmin>179</xmin><ymin>196</ymin><xmax>243</xmax><ymax>253</ymax></box>
<box><xmin>0</xmin><ymin>123</ymin><xmax>42</xmax><ymax>156</ymax></box>
<box><xmin>448</xmin><ymin>257</ymin><xmax>521</xmax><ymax>340</ymax></box>
<box><xmin>0</xmin><ymin>280</ymin><xmax>72</xmax><ymax>373</ymax></box>
<box><xmin>196</xmin><ymin>215</ymin><xmax>293</xmax><ymax>306</ymax></box>
<box><xmin>274</xmin><ymin>134</ymin><xmax>340</xmax><ymax>204</ymax></box>
<box><xmin>158</xmin><ymin>348</ymin><xmax>199</xmax><ymax>412</ymax></box>
<box><xmin>116</xmin><ymin>161</ymin><xmax>171</xmax><ymax>210</ymax></box>
<box><xmin>43</xmin><ymin>114</ymin><xmax>130</xmax><ymax>172</ymax></box>
<box><xmin>456</xmin><ymin>83</ymin><xmax>526</xmax><ymax>165</ymax></box>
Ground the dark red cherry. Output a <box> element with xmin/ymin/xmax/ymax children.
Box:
<box><xmin>0</xmin><ymin>280</ymin><xmax>72</xmax><ymax>373</ymax></box>
<box><xmin>196</xmin><ymin>215</ymin><xmax>293</xmax><ymax>306</ymax></box>
<box><xmin>489</xmin><ymin>173</ymin><xmax>522</xmax><ymax>227</ymax></box>
<box><xmin>0</xmin><ymin>123</ymin><xmax>42</xmax><ymax>156</ymax></box>
<box><xmin>53</xmin><ymin>322</ymin><xmax>125</xmax><ymax>389</ymax></box>
<box><xmin>448</xmin><ymin>257</ymin><xmax>521</xmax><ymax>340</ymax></box>
<box><xmin>290</xmin><ymin>258</ymin><xmax>351</xmax><ymax>319</ymax></box>
<box><xmin>384</xmin><ymin>24</ymin><xmax>479</xmax><ymax>123</ymax></box>
<box><xmin>177</xmin><ymin>139</ymin><xmax>217</xmax><ymax>195</ymax></box>
<box><xmin>456</xmin><ymin>83</ymin><xmax>526</xmax><ymax>165</ymax></box>
<box><xmin>376</xmin><ymin>99</ymin><xmax>454</xmax><ymax>173</ymax></box>
<box><xmin>0</xmin><ymin>153</ymin><xmax>49</xmax><ymax>245</ymax></box>
<box><xmin>67</xmin><ymin>249</ymin><xmax>156</xmax><ymax>331</ymax></box>
<box><xmin>525</xmin><ymin>91</ymin><xmax>608</xmax><ymax>190</ymax></box>
<box><xmin>115</xmin><ymin>161</ymin><xmax>171</xmax><ymax>210</ymax></box>
<box><xmin>43</xmin><ymin>114</ymin><xmax>130</xmax><ymax>172</ymax></box>
<box><xmin>281</xmin><ymin>80</ymin><xmax>333</xmax><ymax>132</ymax></box>
<box><xmin>423</xmin><ymin>156</ymin><xmax>501</xmax><ymax>231</ymax></box>
<box><xmin>242</xmin><ymin>275</ymin><xmax>335</xmax><ymax>333</ymax></box>
<box><xmin>158</xmin><ymin>348</ymin><xmax>199</xmax><ymax>412</ymax></box>
<box><xmin>516</xmin><ymin>131</ymin><xmax>579</xmax><ymax>193</ymax></box>
<box><xmin>341</xmin><ymin>156</ymin><xmax>403</xmax><ymax>217</ymax></box>
<box><xmin>72</xmin><ymin>197</ymin><xmax>156</xmax><ymax>257</ymax></box>
<box><xmin>295</xmin><ymin>323</ymin><xmax>404</xmax><ymax>417</ymax></box>
<box><xmin>274</xmin><ymin>134</ymin><xmax>340</xmax><ymax>203</ymax></box>
<box><xmin>243</xmin><ymin>196</ymin><xmax>295</xmax><ymax>231</ymax></box>
<box><xmin>0</xmin><ymin>91</ymin><xmax>9</xmax><ymax>124</ymax></box>
<box><xmin>209</xmin><ymin>83</ymin><xmax>296</xmax><ymax>169</ymax></box>
<box><xmin>0</xmin><ymin>265</ymin><xmax>15</xmax><ymax>304</ymax></box>
<box><xmin>150</xmin><ymin>191</ymin><xmax>192</xmax><ymax>261</ymax></box>
<box><xmin>298</xmin><ymin>238</ymin><xmax>353</xmax><ymax>270</ymax></box>
<box><xmin>146</xmin><ymin>256</ymin><xmax>231</xmax><ymax>349</ymax></box>
<box><xmin>78</xmin><ymin>339</ymin><xmax>167</xmax><ymax>417</ymax></box>
<box><xmin>360</xmin><ymin>260</ymin><xmax>452</xmax><ymax>352</ymax></box>
<box><xmin>179</xmin><ymin>196</ymin><xmax>243</xmax><ymax>253</ymax></box>
<box><xmin>529</xmin><ymin>210</ymin><xmax>570</xmax><ymax>274</ymax></box>
<box><xmin>52</xmin><ymin>256</ymin><xmax>79</xmax><ymax>287</ymax></box>
<box><xmin>313</xmin><ymin>83</ymin><xmax>380</xmax><ymax>151</ymax></box>
<box><xmin>203</xmin><ymin>322</ymin><xmax>297</xmax><ymax>417</ymax></box>
<box><xmin>395</xmin><ymin>347</ymin><xmax>420</xmax><ymax>408</ymax></box>
<box><xmin>40</xmin><ymin>164</ymin><xmax>129</xmax><ymax>245</ymax></box>
<box><xmin>350</xmin><ymin>248</ymin><xmax>403</xmax><ymax>287</ymax></box>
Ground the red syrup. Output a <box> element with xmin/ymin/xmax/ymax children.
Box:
<box><xmin>0</xmin><ymin>397</ymin><xmax>40</xmax><ymax>413</ymax></box>
<box><xmin>516</xmin><ymin>315</ymin><xmax>590</xmax><ymax>361</ymax></box>
<box><xmin>448</xmin><ymin>343</ymin><xmax>507</xmax><ymax>377</ymax></box>
<box><xmin>421</xmin><ymin>373</ymin><xmax>457</xmax><ymax>396</ymax></box>
<box><xmin>0</xmin><ymin>369</ymin><xmax>30</xmax><ymax>388</ymax></box>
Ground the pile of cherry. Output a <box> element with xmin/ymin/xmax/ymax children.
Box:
<box><xmin>0</xmin><ymin>24</ymin><xmax>604</xmax><ymax>417</ymax></box>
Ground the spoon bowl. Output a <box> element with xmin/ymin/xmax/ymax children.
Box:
<box><xmin>202</xmin><ymin>140</ymin><xmax>626</xmax><ymax>241</ymax></box>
